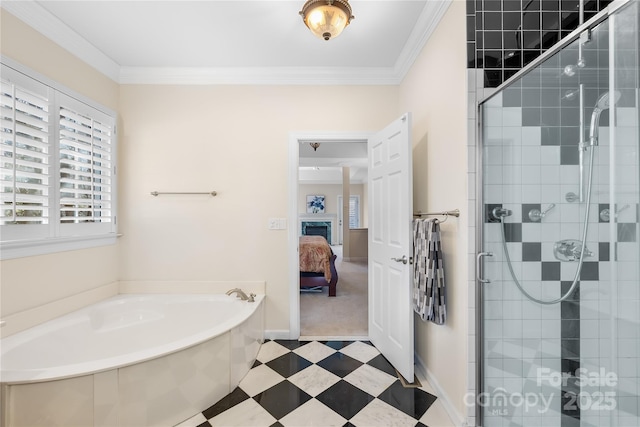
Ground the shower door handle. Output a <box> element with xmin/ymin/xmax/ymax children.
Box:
<box><xmin>476</xmin><ymin>252</ymin><xmax>493</xmax><ymax>284</ymax></box>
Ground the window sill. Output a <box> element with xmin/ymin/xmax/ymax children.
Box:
<box><xmin>0</xmin><ymin>234</ymin><xmax>121</xmax><ymax>260</ymax></box>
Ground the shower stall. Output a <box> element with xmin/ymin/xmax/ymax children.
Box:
<box><xmin>476</xmin><ymin>0</ymin><xmax>640</xmax><ymax>426</ymax></box>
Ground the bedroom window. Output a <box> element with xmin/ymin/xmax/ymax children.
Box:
<box><xmin>0</xmin><ymin>62</ymin><xmax>117</xmax><ymax>259</ymax></box>
<box><xmin>338</xmin><ymin>195</ymin><xmax>360</xmax><ymax>229</ymax></box>
<box><xmin>348</xmin><ymin>196</ymin><xmax>360</xmax><ymax>228</ymax></box>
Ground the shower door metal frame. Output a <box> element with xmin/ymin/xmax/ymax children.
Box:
<box><xmin>474</xmin><ymin>0</ymin><xmax>633</xmax><ymax>425</ymax></box>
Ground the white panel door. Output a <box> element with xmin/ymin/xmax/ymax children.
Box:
<box><xmin>368</xmin><ymin>113</ymin><xmax>414</xmax><ymax>381</ymax></box>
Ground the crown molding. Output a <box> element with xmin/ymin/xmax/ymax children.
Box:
<box><xmin>118</xmin><ymin>66</ymin><xmax>402</xmax><ymax>85</ymax></box>
<box><xmin>3</xmin><ymin>0</ymin><xmax>452</xmax><ymax>86</ymax></box>
<box><xmin>1</xmin><ymin>0</ymin><xmax>121</xmax><ymax>82</ymax></box>
<box><xmin>393</xmin><ymin>0</ymin><xmax>453</xmax><ymax>80</ymax></box>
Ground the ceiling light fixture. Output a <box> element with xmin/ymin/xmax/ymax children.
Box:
<box><xmin>310</xmin><ymin>142</ymin><xmax>321</xmax><ymax>151</ymax></box>
<box><xmin>299</xmin><ymin>0</ymin><xmax>354</xmax><ymax>41</ymax></box>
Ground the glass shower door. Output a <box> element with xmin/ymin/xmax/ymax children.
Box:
<box><xmin>477</xmin><ymin>2</ymin><xmax>640</xmax><ymax>426</ymax></box>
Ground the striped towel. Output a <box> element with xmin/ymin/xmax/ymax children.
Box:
<box><xmin>412</xmin><ymin>218</ymin><xmax>447</xmax><ymax>324</ymax></box>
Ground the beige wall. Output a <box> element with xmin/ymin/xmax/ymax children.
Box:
<box><xmin>0</xmin><ymin>11</ymin><xmax>120</xmax><ymax>317</ymax></box>
<box><xmin>117</xmin><ymin>85</ymin><xmax>398</xmax><ymax>331</ymax></box>
<box><xmin>399</xmin><ymin>0</ymin><xmax>468</xmax><ymax>419</ymax></box>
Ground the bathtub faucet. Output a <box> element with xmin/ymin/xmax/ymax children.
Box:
<box><xmin>226</xmin><ymin>288</ymin><xmax>255</xmax><ymax>303</ymax></box>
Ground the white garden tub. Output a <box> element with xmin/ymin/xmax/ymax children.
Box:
<box><xmin>0</xmin><ymin>293</ymin><xmax>264</xmax><ymax>427</ymax></box>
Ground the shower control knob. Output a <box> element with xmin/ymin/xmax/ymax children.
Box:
<box><xmin>528</xmin><ymin>204</ymin><xmax>556</xmax><ymax>222</ymax></box>
<box><xmin>600</xmin><ymin>204</ymin><xmax>630</xmax><ymax>222</ymax></box>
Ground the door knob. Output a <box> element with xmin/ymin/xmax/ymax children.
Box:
<box><xmin>391</xmin><ymin>255</ymin><xmax>409</xmax><ymax>264</ymax></box>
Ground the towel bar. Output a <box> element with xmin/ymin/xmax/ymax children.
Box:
<box><xmin>413</xmin><ymin>209</ymin><xmax>460</xmax><ymax>222</ymax></box>
<box><xmin>150</xmin><ymin>191</ymin><xmax>217</xmax><ymax>197</ymax></box>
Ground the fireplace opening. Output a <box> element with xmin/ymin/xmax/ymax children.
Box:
<box><xmin>305</xmin><ymin>225</ymin><xmax>329</xmax><ymax>241</ymax></box>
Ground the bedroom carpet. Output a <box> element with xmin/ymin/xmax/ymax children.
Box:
<box><xmin>300</xmin><ymin>246</ymin><xmax>368</xmax><ymax>337</ymax></box>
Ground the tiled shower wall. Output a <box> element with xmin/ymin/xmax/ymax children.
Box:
<box><xmin>467</xmin><ymin>0</ymin><xmax>640</xmax><ymax>427</ymax></box>
<box><xmin>481</xmin><ymin>89</ymin><xmax>640</xmax><ymax>426</ymax></box>
<box><xmin>467</xmin><ymin>0</ymin><xmax>614</xmax><ymax>87</ymax></box>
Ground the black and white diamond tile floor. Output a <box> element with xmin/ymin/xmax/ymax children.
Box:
<box><xmin>176</xmin><ymin>340</ymin><xmax>455</xmax><ymax>427</ymax></box>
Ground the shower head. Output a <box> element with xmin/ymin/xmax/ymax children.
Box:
<box><xmin>588</xmin><ymin>91</ymin><xmax>621</xmax><ymax>146</ymax></box>
<box><xmin>595</xmin><ymin>90</ymin><xmax>621</xmax><ymax>111</ymax></box>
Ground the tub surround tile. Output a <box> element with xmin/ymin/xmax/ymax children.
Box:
<box><xmin>177</xmin><ymin>340</ymin><xmax>447</xmax><ymax>427</ymax></box>
<box><xmin>8</xmin><ymin>375</ymin><xmax>95</xmax><ymax>427</ymax></box>
<box><xmin>94</xmin><ymin>370</ymin><xmax>119</xmax><ymax>427</ymax></box>
<box><xmin>118</xmin><ymin>332</ymin><xmax>231</xmax><ymax>427</ymax></box>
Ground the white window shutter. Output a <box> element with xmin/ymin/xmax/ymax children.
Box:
<box><xmin>348</xmin><ymin>196</ymin><xmax>360</xmax><ymax>228</ymax></box>
<box><xmin>1</xmin><ymin>62</ymin><xmax>117</xmax><ymax>257</ymax></box>
<box><xmin>0</xmin><ymin>78</ymin><xmax>51</xmax><ymax>225</ymax></box>
<box><xmin>59</xmin><ymin>95</ymin><xmax>114</xmax><ymax>225</ymax></box>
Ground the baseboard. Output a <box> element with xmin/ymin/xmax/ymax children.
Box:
<box><xmin>299</xmin><ymin>335</ymin><xmax>369</xmax><ymax>341</ymax></box>
<box><xmin>342</xmin><ymin>257</ymin><xmax>368</xmax><ymax>263</ymax></box>
<box><xmin>415</xmin><ymin>353</ymin><xmax>468</xmax><ymax>427</ymax></box>
<box><xmin>264</xmin><ymin>330</ymin><xmax>292</xmax><ymax>340</ymax></box>
<box><xmin>264</xmin><ymin>332</ymin><xmax>370</xmax><ymax>342</ymax></box>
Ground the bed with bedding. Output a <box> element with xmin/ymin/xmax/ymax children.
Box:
<box><xmin>299</xmin><ymin>235</ymin><xmax>338</xmax><ymax>297</ymax></box>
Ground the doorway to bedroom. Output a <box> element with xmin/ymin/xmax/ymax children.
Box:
<box><xmin>296</xmin><ymin>137</ymin><xmax>369</xmax><ymax>338</ymax></box>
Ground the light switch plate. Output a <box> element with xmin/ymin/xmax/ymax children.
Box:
<box><xmin>268</xmin><ymin>218</ymin><xmax>287</xmax><ymax>230</ymax></box>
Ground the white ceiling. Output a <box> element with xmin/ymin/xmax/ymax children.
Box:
<box><xmin>299</xmin><ymin>140</ymin><xmax>368</xmax><ymax>184</ymax></box>
<box><xmin>2</xmin><ymin>0</ymin><xmax>451</xmax><ymax>183</ymax></box>
<box><xmin>2</xmin><ymin>0</ymin><xmax>451</xmax><ymax>85</ymax></box>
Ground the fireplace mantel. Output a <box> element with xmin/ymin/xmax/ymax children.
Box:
<box><xmin>299</xmin><ymin>213</ymin><xmax>337</xmax><ymax>223</ymax></box>
<box><xmin>299</xmin><ymin>214</ymin><xmax>337</xmax><ymax>245</ymax></box>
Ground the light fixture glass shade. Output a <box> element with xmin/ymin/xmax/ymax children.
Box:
<box><xmin>300</xmin><ymin>0</ymin><xmax>354</xmax><ymax>41</ymax></box>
